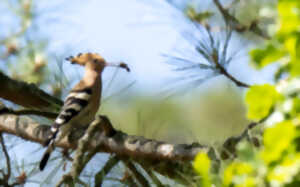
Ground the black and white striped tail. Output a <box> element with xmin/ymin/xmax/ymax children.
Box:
<box><xmin>39</xmin><ymin>87</ymin><xmax>92</xmax><ymax>171</ymax></box>
<box><xmin>39</xmin><ymin>126</ymin><xmax>59</xmax><ymax>171</ymax></box>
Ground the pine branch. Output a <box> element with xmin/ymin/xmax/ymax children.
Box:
<box><xmin>213</xmin><ymin>0</ymin><xmax>270</xmax><ymax>39</ymax></box>
<box><xmin>217</xmin><ymin>61</ymin><xmax>250</xmax><ymax>88</ymax></box>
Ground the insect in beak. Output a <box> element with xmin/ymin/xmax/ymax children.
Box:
<box><xmin>106</xmin><ymin>62</ymin><xmax>130</xmax><ymax>72</ymax></box>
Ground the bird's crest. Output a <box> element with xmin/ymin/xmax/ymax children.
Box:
<box><xmin>65</xmin><ymin>52</ymin><xmax>130</xmax><ymax>72</ymax></box>
<box><xmin>65</xmin><ymin>53</ymin><xmax>105</xmax><ymax>66</ymax></box>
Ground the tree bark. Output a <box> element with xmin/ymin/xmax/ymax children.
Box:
<box><xmin>0</xmin><ymin>72</ymin><xmax>62</xmax><ymax>111</ymax></box>
<box><xmin>0</xmin><ymin>113</ymin><xmax>213</xmax><ymax>162</ymax></box>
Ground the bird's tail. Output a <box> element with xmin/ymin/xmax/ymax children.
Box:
<box><xmin>39</xmin><ymin>126</ymin><xmax>59</xmax><ymax>171</ymax></box>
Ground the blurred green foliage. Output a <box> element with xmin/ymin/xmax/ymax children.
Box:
<box><xmin>185</xmin><ymin>5</ymin><xmax>213</xmax><ymax>24</ymax></box>
<box><xmin>245</xmin><ymin>84</ymin><xmax>282</xmax><ymax>121</ymax></box>
<box><xmin>250</xmin><ymin>0</ymin><xmax>300</xmax><ymax>78</ymax></box>
<box><xmin>0</xmin><ymin>0</ymin><xmax>67</xmax><ymax>97</ymax></box>
<box><xmin>101</xmin><ymin>84</ymin><xmax>248</xmax><ymax>145</ymax></box>
<box><xmin>194</xmin><ymin>0</ymin><xmax>300</xmax><ymax>186</ymax></box>
<box><xmin>194</xmin><ymin>152</ymin><xmax>211</xmax><ymax>187</ymax></box>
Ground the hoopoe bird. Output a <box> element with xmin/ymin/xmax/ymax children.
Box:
<box><xmin>39</xmin><ymin>53</ymin><xmax>130</xmax><ymax>171</ymax></box>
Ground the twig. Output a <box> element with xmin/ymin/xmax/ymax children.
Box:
<box><xmin>141</xmin><ymin>165</ymin><xmax>164</xmax><ymax>187</ymax></box>
<box><xmin>94</xmin><ymin>155</ymin><xmax>120</xmax><ymax>187</ymax></box>
<box><xmin>0</xmin><ymin>107</ymin><xmax>58</xmax><ymax>119</ymax></box>
<box><xmin>56</xmin><ymin>174</ymin><xmax>87</xmax><ymax>187</ymax></box>
<box><xmin>221</xmin><ymin>117</ymin><xmax>268</xmax><ymax>159</ymax></box>
<box><xmin>95</xmin><ymin>155</ymin><xmax>119</xmax><ymax>187</ymax></box>
<box><xmin>56</xmin><ymin>175</ymin><xmax>74</xmax><ymax>187</ymax></box>
<box><xmin>57</xmin><ymin>116</ymin><xmax>113</xmax><ymax>186</ymax></box>
<box><xmin>122</xmin><ymin>159</ymin><xmax>151</xmax><ymax>187</ymax></box>
<box><xmin>204</xmin><ymin>26</ymin><xmax>250</xmax><ymax>88</ymax></box>
<box><xmin>213</xmin><ymin>0</ymin><xmax>270</xmax><ymax>39</ymax></box>
<box><xmin>68</xmin><ymin>116</ymin><xmax>103</xmax><ymax>182</ymax></box>
<box><xmin>103</xmin><ymin>80</ymin><xmax>136</xmax><ymax>103</ymax></box>
<box><xmin>218</xmin><ymin>64</ymin><xmax>250</xmax><ymax>88</ymax></box>
<box><xmin>0</xmin><ymin>133</ymin><xmax>11</xmax><ymax>182</ymax></box>
<box><xmin>121</xmin><ymin>171</ymin><xmax>139</xmax><ymax>187</ymax></box>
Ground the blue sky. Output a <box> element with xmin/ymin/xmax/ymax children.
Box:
<box><xmin>0</xmin><ymin>0</ymin><xmax>276</xmax><ymax>96</ymax></box>
<box><xmin>35</xmin><ymin>0</ymin><xmax>275</xmax><ymax>96</ymax></box>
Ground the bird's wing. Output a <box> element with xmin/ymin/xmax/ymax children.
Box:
<box><xmin>52</xmin><ymin>87</ymin><xmax>93</xmax><ymax>129</ymax></box>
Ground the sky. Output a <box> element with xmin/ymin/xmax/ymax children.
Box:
<box><xmin>0</xmin><ymin>0</ymin><xmax>277</xmax><ymax>186</ymax></box>
<box><xmin>35</xmin><ymin>0</ymin><xmax>276</xmax><ymax>96</ymax></box>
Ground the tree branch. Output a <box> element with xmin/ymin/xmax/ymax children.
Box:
<box><xmin>0</xmin><ymin>71</ymin><xmax>62</xmax><ymax>112</ymax></box>
<box><xmin>94</xmin><ymin>155</ymin><xmax>120</xmax><ymax>187</ymax></box>
<box><xmin>141</xmin><ymin>166</ymin><xmax>164</xmax><ymax>187</ymax></box>
<box><xmin>122</xmin><ymin>160</ymin><xmax>150</xmax><ymax>187</ymax></box>
<box><xmin>213</xmin><ymin>0</ymin><xmax>270</xmax><ymax>39</ymax></box>
<box><xmin>0</xmin><ymin>105</ymin><xmax>58</xmax><ymax>119</ymax></box>
<box><xmin>218</xmin><ymin>63</ymin><xmax>250</xmax><ymax>88</ymax></box>
<box><xmin>0</xmin><ymin>113</ymin><xmax>212</xmax><ymax>172</ymax></box>
<box><xmin>221</xmin><ymin>117</ymin><xmax>267</xmax><ymax>159</ymax></box>
<box><xmin>121</xmin><ymin>171</ymin><xmax>139</xmax><ymax>187</ymax></box>
<box><xmin>63</xmin><ymin>116</ymin><xmax>104</xmax><ymax>185</ymax></box>
<box><xmin>0</xmin><ymin>133</ymin><xmax>11</xmax><ymax>182</ymax></box>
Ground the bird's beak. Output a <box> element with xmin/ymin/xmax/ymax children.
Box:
<box><xmin>106</xmin><ymin>62</ymin><xmax>130</xmax><ymax>72</ymax></box>
<box><xmin>65</xmin><ymin>56</ymin><xmax>76</xmax><ymax>64</ymax></box>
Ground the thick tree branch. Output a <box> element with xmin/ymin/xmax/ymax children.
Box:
<box><xmin>0</xmin><ymin>113</ymin><xmax>212</xmax><ymax>184</ymax></box>
<box><xmin>0</xmin><ymin>71</ymin><xmax>62</xmax><ymax>111</ymax></box>
<box><xmin>0</xmin><ymin>113</ymin><xmax>211</xmax><ymax>167</ymax></box>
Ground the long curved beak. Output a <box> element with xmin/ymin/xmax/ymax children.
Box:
<box><xmin>106</xmin><ymin>62</ymin><xmax>130</xmax><ymax>72</ymax></box>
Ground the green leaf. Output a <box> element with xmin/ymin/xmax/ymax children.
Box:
<box><xmin>267</xmin><ymin>154</ymin><xmax>300</xmax><ymax>185</ymax></box>
<box><xmin>278</xmin><ymin>0</ymin><xmax>300</xmax><ymax>35</ymax></box>
<box><xmin>245</xmin><ymin>84</ymin><xmax>281</xmax><ymax>121</ymax></box>
<box><xmin>291</xmin><ymin>98</ymin><xmax>300</xmax><ymax>117</ymax></box>
<box><xmin>290</xmin><ymin>61</ymin><xmax>300</xmax><ymax>77</ymax></box>
<box><xmin>250</xmin><ymin>43</ymin><xmax>285</xmax><ymax>68</ymax></box>
<box><xmin>194</xmin><ymin>152</ymin><xmax>211</xmax><ymax>187</ymax></box>
<box><xmin>185</xmin><ymin>6</ymin><xmax>213</xmax><ymax>23</ymax></box>
<box><xmin>223</xmin><ymin>162</ymin><xmax>255</xmax><ymax>186</ymax></box>
<box><xmin>261</xmin><ymin>121</ymin><xmax>296</xmax><ymax>164</ymax></box>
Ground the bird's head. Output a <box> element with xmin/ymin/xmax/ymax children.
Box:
<box><xmin>66</xmin><ymin>53</ymin><xmax>130</xmax><ymax>73</ymax></box>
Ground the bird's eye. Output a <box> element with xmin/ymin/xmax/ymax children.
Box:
<box><xmin>93</xmin><ymin>59</ymin><xmax>98</xmax><ymax>63</ymax></box>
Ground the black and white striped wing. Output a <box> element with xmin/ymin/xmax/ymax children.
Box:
<box><xmin>51</xmin><ymin>88</ymin><xmax>92</xmax><ymax>133</ymax></box>
<box><xmin>40</xmin><ymin>88</ymin><xmax>92</xmax><ymax>171</ymax></box>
